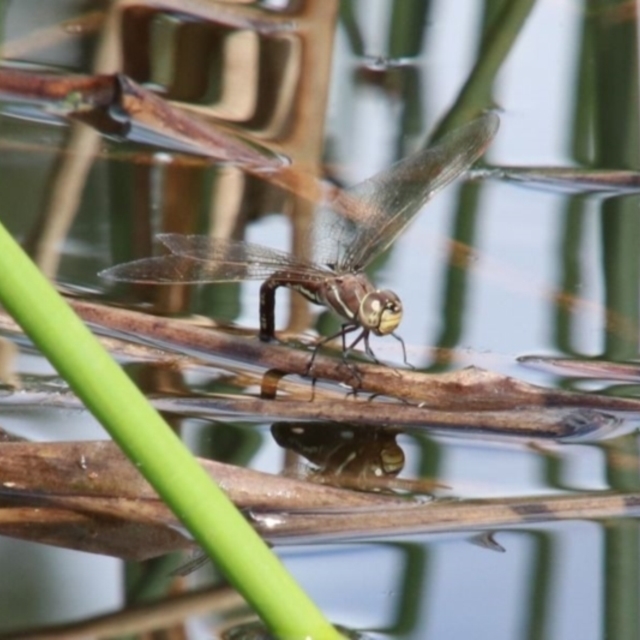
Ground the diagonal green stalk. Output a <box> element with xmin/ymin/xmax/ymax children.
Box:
<box><xmin>0</xmin><ymin>222</ymin><xmax>344</xmax><ymax>640</ymax></box>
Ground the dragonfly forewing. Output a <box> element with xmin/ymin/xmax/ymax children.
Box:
<box><xmin>326</xmin><ymin>112</ymin><xmax>499</xmax><ymax>270</ymax></box>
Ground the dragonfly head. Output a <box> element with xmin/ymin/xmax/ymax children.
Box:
<box><xmin>359</xmin><ymin>290</ymin><xmax>403</xmax><ymax>336</ymax></box>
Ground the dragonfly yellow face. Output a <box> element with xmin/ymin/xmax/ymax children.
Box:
<box><xmin>100</xmin><ymin>113</ymin><xmax>499</xmax><ymax>365</ymax></box>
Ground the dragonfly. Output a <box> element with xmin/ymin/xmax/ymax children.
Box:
<box><xmin>100</xmin><ymin>113</ymin><xmax>499</xmax><ymax>366</ymax></box>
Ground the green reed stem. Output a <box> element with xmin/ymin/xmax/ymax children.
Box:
<box><xmin>0</xmin><ymin>222</ymin><xmax>344</xmax><ymax>640</ymax></box>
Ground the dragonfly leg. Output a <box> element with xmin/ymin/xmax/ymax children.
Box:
<box><xmin>391</xmin><ymin>332</ymin><xmax>414</xmax><ymax>369</ymax></box>
<box><xmin>345</xmin><ymin>330</ymin><xmax>382</xmax><ymax>365</ymax></box>
<box><xmin>338</xmin><ymin>324</ymin><xmax>363</xmax><ymax>361</ymax></box>
<box><xmin>304</xmin><ymin>323</ymin><xmax>359</xmax><ymax>376</ymax></box>
<box><xmin>360</xmin><ymin>332</ymin><xmax>382</xmax><ymax>365</ymax></box>
<box><xmin>344</xmin><ymin>328</ymin><xmax>364</xmax><ymax>353</ymax></box>
<box><xmin>339</xmin><ymin>334</ymin><xmax>365</xmax><ymax>389</ymax></box>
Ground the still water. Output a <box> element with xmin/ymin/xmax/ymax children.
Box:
<box><xmin>0</xmin><ymin>1</ymin><xmax>639</xmax><ymax>638</ymax></box>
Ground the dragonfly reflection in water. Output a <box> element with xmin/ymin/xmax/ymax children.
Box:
<box><xmin>271</xmin><ymin>422</ymin><xmax>405</xmax><ymax>491</ymax></box>
<box><xmin>101</xmin><ymin>113</ymin><xmax>499</xmax><ymax>366</ymax></box>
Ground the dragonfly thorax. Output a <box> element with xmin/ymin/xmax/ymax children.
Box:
<box><xmin>315</xmin><ymin>272</ymin><xmax>403</xmax><ymax>336</ymax></box>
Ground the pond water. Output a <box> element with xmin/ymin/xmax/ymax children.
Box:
<box><xmin>0</xmin><ymin>1</ymin><xmax>640</xmax><ymax>639</ymax></box>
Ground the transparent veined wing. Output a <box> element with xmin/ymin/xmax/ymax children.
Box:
<box><xmin>99</xmin><ymin>234</ymin><xmax>334</xmax><ymax>284</ymax></box>
<box><xmin>100</xmin><ymin>115</ymin><xmax>498</xmax><ymax>281</ymax></box>
<box><xmin>315</xmin><ymin>112</ymin><xmax>499</xmax><ymax>271</ymax></box>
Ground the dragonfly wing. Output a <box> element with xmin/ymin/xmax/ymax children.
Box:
<box><xmin>331</xmin><ymin>112</ymin><xmax>499</xmax><ymax>270</ymax></box>
<box><xmin>307</xmin><ymin>206</ymin><xmax>360</xmax><ymax>269</ymax></box>
<box><xmin>100</xmin><ymin>236</ymin><xmax>332</xmax><ymax>284</ymax></box>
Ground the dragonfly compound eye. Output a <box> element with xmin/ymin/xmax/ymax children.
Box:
<box><xmin>359</xmin><ymin>290</ymin><xmax>403</xmax><ymax>335</ymax></box>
